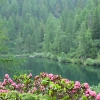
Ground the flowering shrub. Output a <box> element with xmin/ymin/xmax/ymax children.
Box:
<box><xmin>0</xmin><ymin>73</ymin><xmax>100</xmax><ymax>100</ymax></box>
<box><xmin>1</xmin><ymin>73</ymin><xmax>33</xmax><ymax>93</ymax></box>
<box><xmin>33</xmin><ymin>72</ymin><xmax>98</xmax><ymax>100</ymax></box>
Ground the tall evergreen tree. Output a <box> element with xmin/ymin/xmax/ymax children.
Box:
<box><xmin>0</xmin><ymin>24</ymin><xmax>8</xmax><ymax>54</ymax></box>
<box><xmin>10</xmin><ymin>0</ymin><xmax>19</xmax><ymax>15</ymax></box>
<box><xmin>0</xmin><ymin>1</ymin><xmax>10</xmax><ymax>18</ymax></box>
<box><xmin>50</xmin><ymin>25</ymin><xmax>64</xmax><ymax>54</ymax></box>
<box><xmin>29</xmin><ymin>17</ymin><xmax>35</xmax><ymax>32</ymax></box>
<box><xmin>58</xmin><ymin>35</ymin><xmax>70</xmax><ymax>53</ymax></box>
<box><xmin>43</xmin><ymin>13</ymin><xmax>56</xmax><ymax>51</ymax></box>
<box><xmin>61</xmin><ymin>7</ymin><xmax>69</xmax><ymax>31</ymax></box>
<box><xmin>24</xmin><ymin>34</ymin><xmax>33</xmax><ymax>53</ymax></box>
<box><xmin>7</xmin><ymin>16</ymin><xmax>15</xmax><ymax>40</ymax></box>
<box><xmin>22</xmin><ymin>0</ymin><xmax>32</xmax><ymax>20</ymax></box>
<box><xmin>15</xmin><ymin>32</ymin><xmax>23</xmax><ymax>53</ymax></box>
<box><xmin>38</xmin><ymin>4</ymin><xmax>49</xmax><ymax>22</ymax></box>
<box><xmin>77</xmin><ymin>21</ymin><xmax>87</xmax><ymax>58</ymax></box>
<box><xmin>32</xmin><ymin>32</ymin><xmax>38</xmax><ymax>52</ymax></box>
<box><xmin>92</xmin><ymin>8</ymin><xmax>100</xmax><ymax>40</ymax></box>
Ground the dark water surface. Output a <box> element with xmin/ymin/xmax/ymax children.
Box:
<box><xmin>0</xmin><ymin>57</ymin><xmax>100</xmax><ymax>86</ymax></box>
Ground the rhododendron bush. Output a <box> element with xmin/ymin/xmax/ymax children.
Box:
<box><xmin>0</xmin><ymin>73</ymin><xmax>100</xmax><ymax>100</ymax></box>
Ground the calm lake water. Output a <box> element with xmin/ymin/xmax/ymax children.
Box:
<box><xmin>0</xmin><ymin>57</ymin><xmax>100</xmax><ymax>86</ymax></box>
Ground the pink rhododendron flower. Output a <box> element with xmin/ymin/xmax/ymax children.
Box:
<box><xmin>5</xmin><ymin>74</ymin><xmax>9</xmax><ymax>79</ymax></box>
<box><xmin>65</xmin><ymin>79</ymin><xmax>70</xmax><ymax>84</ymax></box>
<box><xmin>2</xmin><ymin>81</ymin><xmax>7</xmax><ymax>86</ymax></box>
<box><xmin>84</xmin><ymin>83</ymin><xmax>89</xmax><ymax>89</ymax></box>
<box><xmin>28</xmin><ymin>73</ymin><xmax>32</xmax><ymax>78</ymax></box>
<box><xmin>0</xmin><ymin>85</ymin><xmax>5</xmax><ymax>89</ymax></box>
<box><xmin>16</xmin><ymin>85</ymin><xmax>19</xmax><ymax>89</ymax></box>
<box><xmin>21</xmin><ymin>84</ymin><xmax>25</xmax><ymax>87</ymax></box>
<box><xmin>96</xmin><ymin>93</ymin><xmax>100</xmax><ymax>100</ymax></box>
<box><xmin>72</xmin><ymin>89</ymin><xmax>76</xmax><ymax>93</ymax></box>
<box><xmin>17</xmin><ymin>84</ymin><xmax>21</xmax><ymax>88</ymax></box>
<box><xmin>85</xmin><ymin>89</ymin><xmax>89</xmax><ymax>94</ymax></box>
<box><xmin>8</xmin><ymin>78</ymin><xmax>13</xmax><ymax>84</ymax></box>
<box><xmin>89</xmin><ymin>90</ymin><xmax>96</xmax><ymax>97</ymax></box>
<box><xmin>40</xmin><ymin>86</ymin><xmax>45</xmax><ymax>91</ymax></box>
<box><xmin>55</xmin><ymin>75</ymin><xmax>59</xmax><ymax>79</ymax></box>
<box><xmin>4</xmin><ymin>79</ymin><xmax>7</xmax><ymax>82</ymax></box>
<box><xmin>34</xmin><ymin>75</ymin><xmax>39</xmax><ymax>79</ymax></box>
<box><xmin>12</xmin><ymin>82</ymin><xmax>16</xmax><ymax>88</ymax></box>
<box><xmin>32</xmin><ymin>87</ymin><xmax>37</xmax><ymax>93</ymax></box>
<box><xmin>41</xmin><ymin>72</ymin><xmax>46</xmax><ymax>77</ymax></box>
<box><xmin>74</xmin><ymin>81</ymin><xmax>81</xmax><ymax>89</ymax></box>
<box><xmin>85</xmin><ymin>93</ymin><xmax>89</xmax><ymax>97</ymax></box>
<box><xmin>47</xmin><ymin>74</ymin><xmax>54</xmax><ymax>80</ymax></box>
<box><xmin>50</xmin><ymin>77</ymin><xmax>54</xmax><ymax>81</ymax></box>
<box><xmin>86</xmin><ymin>89</ymin><xmax>91</xmax><ymax>93</ymax></box>
<box><xmin>48</xmin><ymin>74</ymin><xmax>53</xmax><ymax>78</ymax></box>
<box><xmin>0</xmin><ymin>89</ymin><xmax>9</xmax><ymax>93</ymax></box>
<box><xmin>0</xmin><ymin>82</ymin><xmax>2</xmax><ymax>85</ymax></box>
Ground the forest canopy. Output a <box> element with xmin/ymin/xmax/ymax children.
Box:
<box><xmin>0</xmin><ymin>0</ymin><xmax>100</xmax><ymax>60</ymax></box>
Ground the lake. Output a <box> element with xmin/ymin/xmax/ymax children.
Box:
<box><xmin>0</xmin><ymin>57</ymin><xmax>100</xmax><ymax>86</ymax></box>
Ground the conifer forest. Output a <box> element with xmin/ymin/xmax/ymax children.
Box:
<box><xmin>0</xmin><ymin>0</ymin><xmax>100</xmax><ymax>61</ymax></box>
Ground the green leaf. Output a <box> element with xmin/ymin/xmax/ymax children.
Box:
<box><xmin>82</xmin><ymin>95</ymin><xmax>88</xmax><ymax>100</ymax></box>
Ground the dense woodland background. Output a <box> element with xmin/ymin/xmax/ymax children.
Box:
<box><xmin>0</xmin><ymin>0</ymin><xmax>100</xmax><ymax>60</ymax></box>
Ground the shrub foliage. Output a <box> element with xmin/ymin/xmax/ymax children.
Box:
<box><xmin>0</xmin><ymin>73</ymin><xmax>100</xmax><ymax>100</ymax></box>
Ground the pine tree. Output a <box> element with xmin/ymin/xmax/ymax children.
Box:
<box><xmin>28</xmin><ymin>17</ymin><xmax>35</xmax><ymax>35</ymax></box>
<box><xmin>24</xmin><ymin>34</ymin><xmax>33</xmax><ymax>53</ymax></box>
<box><xmin>50</xmin><ymin>25</ymin><xmax>64</xmax><ymax>54</ymax></box>
<box><xmin>0</xmin><ymin>1</ymin><xmax>11</xmax><ymax>19</ymax></box>
<box><xmin>22</xmin><ymin>0</ymin><xmax>32</xmax><ymax>21</ymax></box>
<box><xmin>92</xmin><ymin>8</ymin><xmax>100</xmax><ymax>40</ymax></box>
<box><xmin>61</xmin><ymin>7</ymin><xmax>69</xmax><ymax>31</ymax></box>
<box><xmin>7</xmin><ymin>16</ymin><xmax>15</xmax><ymax>40</ymax></box>
<box><xmin>15</xmin><ymin>32</ymin><xmax>23</xmax><ymax>53</ymax></box>
<box><xmin>77</xmin><ymin>21</ymin><xmax>87</xmax><ymax>58</ymax></box>
<box><xmin>32</xmin><ymin>32</ymin><xmax>38</xmax><ymax>52</ymax></box>
<box><xmin>58</xmin><ymin>35</ymin><xmax>69</xmax><ymax>53</ymax></box>
<box><xmin>43</xmin><ymin>13</ymin><xmax>56</xmax><ymax>51</ymax></box>
<box><xmin>10</xmin><ymin>0</ymin><xmax>19</xmax><ymax>15</ymax></box>
<box><xmin>22</xmin><ymin>23</ymin><xmax>31</xmax><ymax>39</ymax></box>
<box><xmin>0</xmin><ymin>23</ymin><xmax>8</xmax><ymax>54</ymax></box>
<box><xmin>38</xmin><ymin>4</ymin><xmax>49</xmax><ymax>22</ymax></box>
<box><xmin>15</xmin><ymin>14</ymin><xmax>20</xmax><ymax>33</ymax></box>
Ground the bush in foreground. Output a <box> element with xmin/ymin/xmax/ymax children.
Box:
<box><xmin>0</xmin><ymin>73</ymin><xmax>100</xmax><ymax>100</ymax></box>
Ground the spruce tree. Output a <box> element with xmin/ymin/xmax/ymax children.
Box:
<box><xmin>92</xmin><ymin>8</ymin><xmax>100</xmax><ymax>40</ymax></box>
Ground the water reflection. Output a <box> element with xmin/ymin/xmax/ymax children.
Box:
<box><xmin>0</xmin><ymin>57</ymin><xmax>100</xmax><ymax>86</ymax></box>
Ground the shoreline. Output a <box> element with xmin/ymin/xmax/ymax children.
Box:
<box><xmin>1</xmin><ymin>53</ymin><xmax>100</xmax><ymax>66</ymax></box>
<box><xmin>31</xmin><ymin>52</ymin><xmax>100</xmax><ymax>67</ymax></box>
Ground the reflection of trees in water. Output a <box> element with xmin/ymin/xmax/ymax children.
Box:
<box><xmin>58</xmin><ymin>63</ymin><xmax>85</xmax><ymax>82</ymax></box>
<box><xmin>57</xmin><ymin>63</ymin><xmax>100</xmax><ymax>86</ymax></box>
<box><xmin>43</xmin><ymin>58</ymin><xmax>62</xmax><ymax>75</ymax></box>
<box><xmin>32</xmin><ymin>58</ymin><xmax>100</xmax><ymax>86</ymax></box>
<box><xmin>0</xmin><ymin>68</ymin><xmax>6</xmax><ymax>81</ymax></box>
<box><xmin>24</xmin><ymin>58</ymin><xmax>45</xmax><ymax>77</ymax></box>
<box><xmin>81</xmin><ymin>66</ymin><xmax>100</xmax><ymax>85</ymax></box>
<box><xmin>1</xmin><ymin>57</ymin><xmax>99</xmax><ymax>86</ymax></box>
<box><xmin>0</xmin><ymin>66</ymin><xmax>19</xmax><ymax>81</ymax></box>
<box><xmin>83</xmin><ymin>66</ymin><xmax>100</xmax><ymax>80</ymax></box>
<box><xmin>97</xmin><ymin>73</ymin><xmax>100</xmax><ymax>80</ymax></box>
<box><xmin>0</xmin><ymin>57</ymin><xmax>26</xmax><ymax>80</ymax></box>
